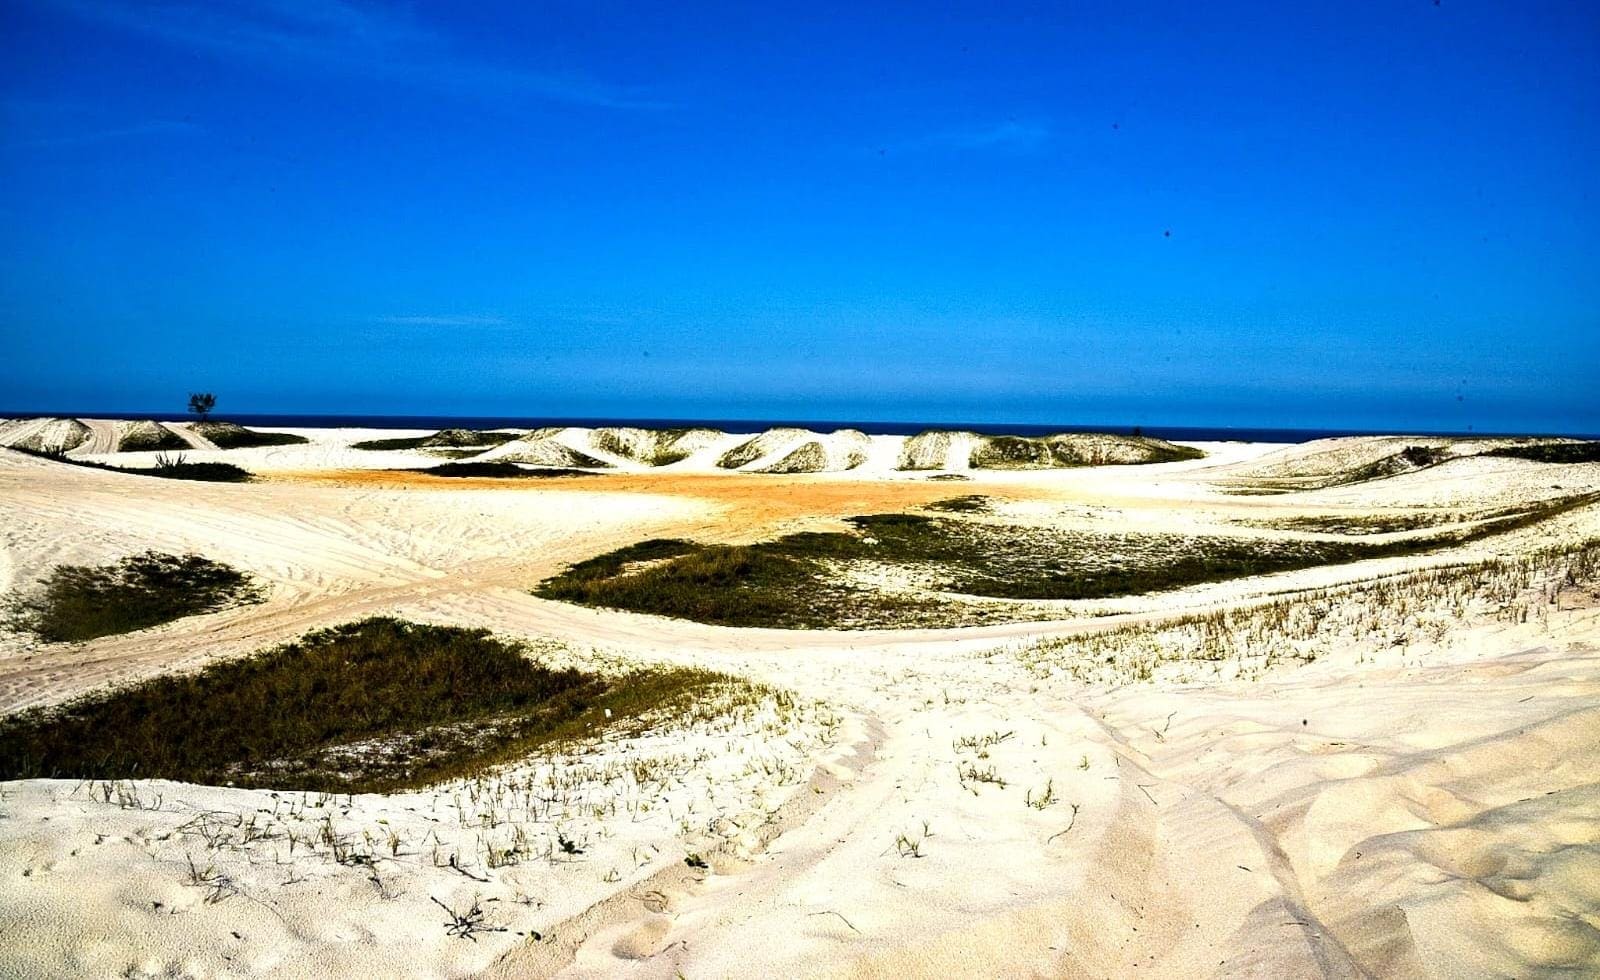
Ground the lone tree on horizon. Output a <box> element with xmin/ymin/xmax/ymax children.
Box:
<box><xmin>188</xmin><ymin>392</ymin><xmax>216</xmax><ymax>421</ymax></box>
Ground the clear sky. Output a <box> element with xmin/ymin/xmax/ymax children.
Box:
<box><xmin>2</xmin><ymin>1</ymin><xmax>1596</xmax><ymax>433</ymax></box>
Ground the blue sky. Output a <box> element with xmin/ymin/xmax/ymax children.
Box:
<box><xmin>2</xmin><ymin>1</ymin><xmax>1596</xmax><ymax>432</ymax></box>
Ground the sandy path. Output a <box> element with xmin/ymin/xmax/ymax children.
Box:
<box><xmin>168</xmin><ymin>423</ymin><xmax>217</xmax><ymax>451</ymax></box>
<box><xmin>476</xmin><ymin>617</ymin><xmax>1597</xmax><ymax>978</ymax></box>
<box><xmin>74</xmin><ymin>418</ymin><xmax>119</xmax><ymax>455</ymax></box>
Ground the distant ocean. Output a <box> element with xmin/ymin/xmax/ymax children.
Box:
<box><xmin>5</xmin><ymin>412</ymin><xmax>1594</xmax><ymax>443</ymax></box>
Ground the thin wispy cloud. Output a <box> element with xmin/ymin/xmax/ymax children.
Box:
<box><xmin>1</xmin><ymin>97</ymin><xmax>199</xmax><ymax>149</ymax></box>
<box><xmin>930</xmin><ymin>120</ymin><xmax>1051</xmax><ymax>151</ymax></box>
<box><xmin>372</xmin><ymin>314</ymin><xmax>512</xmax><ymax>328</ymax></box>
<box><xmin>18</xmin><ymin>119</ymin><xmax>198</xmax><ymax>149</ymax></box>
<box><xmin>874</xmin><ymin>119</ymin><xmax>1051</xmax><ymax>158</ymax></box>
<box><xmin>47</xmin><ymin>0</ymin><xmax>663</xmax><ymax>109</ymax></box>
<box><xmin>370</xmin><ymin>309</ymin><xmax>646</xmax><ymax>330</ymax></box>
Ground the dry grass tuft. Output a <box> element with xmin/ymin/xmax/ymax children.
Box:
<box><xmin>1013</xmin><ymin>538</ymin><xmax>1600</xmax><ymax>685</ymax></box>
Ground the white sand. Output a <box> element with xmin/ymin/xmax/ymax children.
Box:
<box><xmin>1</xmin><ymin>429</ymin><xmax>1597</xmax><ymax>977</ymax></box>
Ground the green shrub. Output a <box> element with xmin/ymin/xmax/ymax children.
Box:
<box><xmin>0</xmin><ymin>618</ymin><xmax>733</xmax><ymax>791</ymax></box>
<box><xmin>8</xmin><ymin>552</ymin><xmax>261</xmax><ymax>643</ymax></box>
<box><xmin>194</xmin><ymin>422</ymin><xmax>309</xmax><ymax>449</ymax></box>
<box><xmin>12</xmin><ymin>447</ymin><xmax>252</xmax><ymax>482</ymax></box>
<box><xmin>147</xmin><ymin>458</ymin><xmax>253</xmax><ymax>481</ymax></box>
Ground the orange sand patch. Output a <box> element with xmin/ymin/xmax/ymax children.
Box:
<box><xmin>271</xmin><ymin>469</ymin><xmax>1057</xmax><ymax>531</ymax></box>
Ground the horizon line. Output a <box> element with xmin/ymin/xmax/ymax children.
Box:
<box><xmin>1</xmin><ymin>408</ymin><xmax>1593</xmax><ymax>442</ymax></box>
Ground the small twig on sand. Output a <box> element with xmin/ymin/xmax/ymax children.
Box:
<box><xmin>448</xmin><ymin>853</ymin><xmax>490</xmax><ymax>882</ymax></box>
<box><xmin>1046</xmin><ymin>804</ymin><xmax>1082</xmax><ymax>843</ymax></box>
<box><xmin>1136</xmin><ymin>783</ymin><xmax>1158</xmax><ymax>806</ymax></box>
<box><xmin>808</xmin><ymin>910</ymin><xmax>862</xmax><ymax>934</ymax></box>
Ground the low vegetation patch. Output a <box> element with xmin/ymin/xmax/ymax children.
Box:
<box><xmin>1017</xmin><ymin>537</ymin><xmax>1600</xmax><ymax>685</ymax></box>
<box><xmin>758</xmin><ymin>441</ymin><xmax>828</xmax><ymax>474</ymax></box>
<box><xmin>591</xmin><ymin>427</ymin><xmax>699</xmax><ymax>466</ymax></box>
<box><xmin>193</xmin><ymin>421</ymin><xmax>309</xmax><ymax>449</ymax></box>
<box><xmin>403</xmin><ymin>461</ymin><xmax>596</xmax><ymax>478</ymax></box>
<box><xmin>1227</xmin><ymin>444</ymin><xmax>1458</xmax><ymax>492</ymax></box>
<box><xmin>352</xmin><ymin>430</ymin><xmax>520</xmax><ymax>451</ymax></box>
<box><xmin>0</xmin><ymin>618</ymin><xmax>735</xmax><ymax>792</ymax></box>
<box><xmin>1243</xmin><ymin>512</ymin><xmax>1455</xmax><ymax>535</ymax></box>
<box><xmin>536</xmin><ymin>494</ymin><xmax>1599</xmax><ymax>628</ymax></box>
<box><xmin>924</xmin><ymin>495</ymin><xmax>991</xmax><ymax>513</ymax></box>
<box><xmin>1484</xmin><ymin>442</ymin><xmax>1600</xmax><ymax>464</ymax></box>
<box><xmin>488</xmin><ymin>439</ymin><xmax>613</xmax><ymax>469</ymax></box>
<box><xmin>969</xmin><ymin>436</ymin><xmax>1050</xmax><ymax>468</ymax></box>
<box><xmin>138</xmin><ymin>457</ymin><xmax>253</xmax><ymax>482</ymax></box>
<box><xmin>1242</xmin><ymin>499</ymin><xmax>1575</xmax><ymax>536</ymax></box>
<box><xmin>716</xmin><ymin>437</ymin><xmax>774</xmax><ymax>469</ymax></box>
<box><xmin>117</xmin><ymin>424</ymin><xmax>189</xmax><ymax>453</ymax></box>
<box><xmin>13</xmin><ymin>447</ymin><xmax>252</xmax><ymax>482</ymax></box>
<box><xmin>1337</xmin><ymin>445</ymin><xmax>1449</xmax><ymax>484</ymax></box>
<box><xmin>968</xmin><ymin>433</ymin><xmax>1203</xmax><ymax>470</ymax></box>
<box><xmin>7</xmin><ymin>551</ymin><xmax>261</xmax><ymax>643</ymax></box>
<box><xmin>535</xmin><ymin>538</ymin><xmax>919</xmax><ymax>627</ymax></box>
<box><xmin>353</xmin><ymin>435</ymin><xmax>434</xmax><ymax>451</ymax></box>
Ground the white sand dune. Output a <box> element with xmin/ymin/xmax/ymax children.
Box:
<box><xmin>416</xmin><ymin>427</ymin><xmax>517</xmax><ymax>447</ymax></box>
<box><xmin>1220</xmin><ymin>435</ymin><xmax>1464</xmax><ymax>480</ymax></box>
<box><xmin>897</xmin><ymin>429</ymin><xmax>979</xmax><ymax>471</ymax></box>
<box><xmin>696</xmin><ymin>427</ymin><xmax>874</xmax><ymax>473</ymax></box>
<box><xmin>1</xmin><ymin>425</ymin><xmax>1598</xmax><ymax>977</ymax></box>
<box><xmin>585</xmin><ymin>427</ymin><xmax>726</xmax><ymax>467</ymax></box>
<box><xmin>714</xmin><ymin>427</ymin><xmax>811</xmax><ymax>469</ymax></box>
<box><xmin>966</xmin><ymin>431</ymin><xmax>1200</xmax><ymax>469</ymax></box>
<box><xmin>1</xmin><ymin>419</ymin><xmax>1222</xmax><ymax>479</ymax></box>
<box><xmin>895</xmin><ymin>430</ymin><xmax>1198</xmax><ymax>471</ymax></box>
<box><xmin>478</xmin><ymin>428</ymin><xmax>615</xmax><ymax>468</ymax></box>
<box><xmin>1215</xmin><ymin>434</ymin><xmax>1582</xmax><ymax>487</ymax></box>
<box><xmin>1284</xmin><ymin>452</ymin><xmax>1600</xmax><ymax>512</ymax></box>
<box><xmin>753</xmin><ymin>429</ymin><xmax>871</xmax><ymax>473</ymax></box>
<box><xmin>110</xmin><ymin>418</ymin><xmax>190</xmax><ymax>452</ymax></box>
<box><xmin>0</xmin><ymin>416</ymin><xmax>93</xmax><ymax>453</ymax></box>
<box><xmin>0</xmin><ymin>417</ymin><xmax>236</xmax><ymax>455</ymax></box>
<box><xmin>480</xmin><ymin>426</ymin><xmax>745</xmax><ymax>470</ymax></box>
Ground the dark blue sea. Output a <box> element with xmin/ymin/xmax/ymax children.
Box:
<box><xmin>5</xmin><ymin>412</ymin><xmax>1594</xmax><ymax>443</ymax></box>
